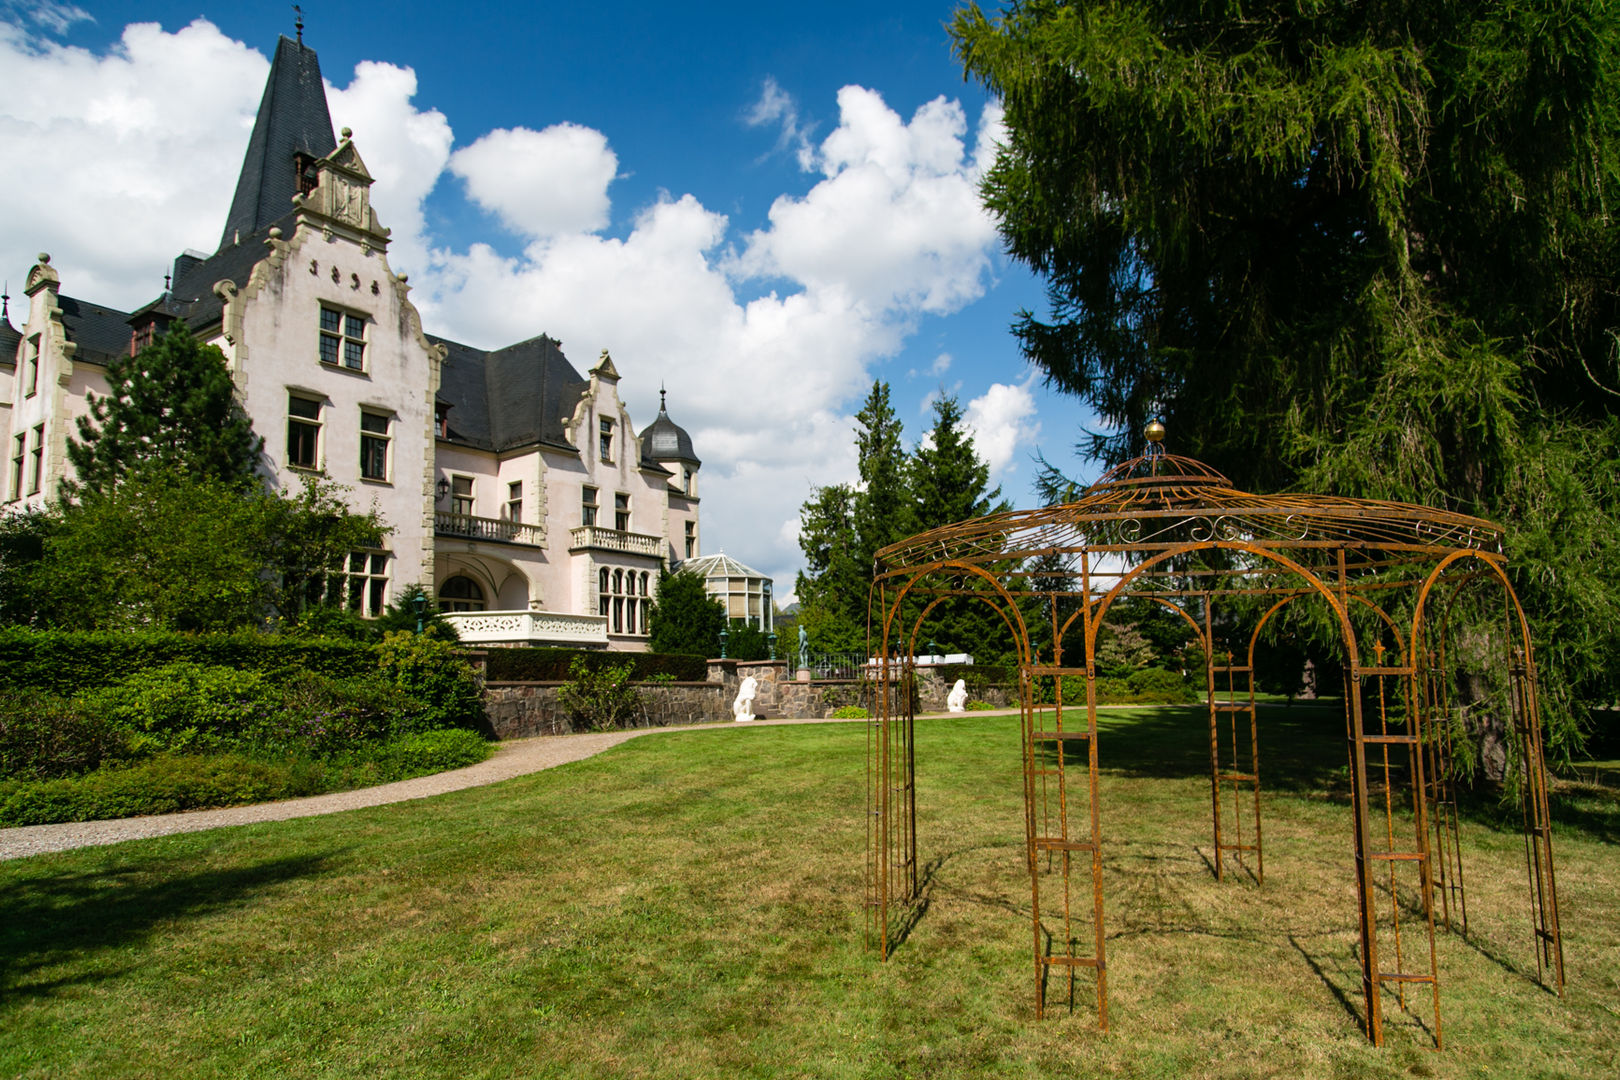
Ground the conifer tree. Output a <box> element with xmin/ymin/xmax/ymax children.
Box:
<box><xmin>647</xmin><ymin>570</ymin><xmax>726</xmax><ymax>657</ymax></box>
<box><xmin>954</xmin><ymin>0</ymin><xmax>1620</xmax><ymax>755</ymax></box>
<box><xmin>67</xmin><ymin>323</ymin><xmax>263</xmax><ymax>494</ymax></box>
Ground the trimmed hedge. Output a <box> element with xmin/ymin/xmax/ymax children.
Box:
<box><xmin>0</xmin><ymin>629</ymin><xmax>376</xmax><ymax>697</ymax></box>
<box><xmin>0</xmin><ymin>730</ymin><xmax>492</xmax><ymax>827</ymax></box>
<box><xmin>485</xmin><ymin>647</ymin><xmax>708</xmax><ymax>683</ymax></box>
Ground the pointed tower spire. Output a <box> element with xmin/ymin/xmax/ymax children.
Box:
<box><xmin>218</xmin><ymin>34</ymin><xmax>337</xmax><ymax>251</ymax></box>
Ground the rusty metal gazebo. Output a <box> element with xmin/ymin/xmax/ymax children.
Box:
<box><xmin>863</xmin><ymin>429</ymin><xmax>1564</xmax><ymax>1047</ymax></box>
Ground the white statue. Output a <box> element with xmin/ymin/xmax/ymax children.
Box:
<box><xmin>947</xmin><ymin>679</ymin><xmax>968</xmax><ymax>713</ymax></box>
<box><xmin>733</xmin><ymin>676</ymin><xmax>759</xmax><ymax>722</ymax></box>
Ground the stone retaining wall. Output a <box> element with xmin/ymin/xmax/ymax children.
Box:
<box><xmin>481</xmin><ymin>661</ymin><xmax>1017</xmax><ymax>738</ymax></box>
<box><xmin>483</xmin><ymin>682</ymin><xmax>728</xmax><ymax>739</ymax></box>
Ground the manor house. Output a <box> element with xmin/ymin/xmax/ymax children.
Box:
<box><xmin>0</xmin><ymin>35</ymin><xmax>701</xmax><ymax>651</ymax></box>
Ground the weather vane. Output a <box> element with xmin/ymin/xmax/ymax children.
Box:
<box><xmin>293</xmin><ymin>5</ymin><xmax>304</xmax><ymax>44</ymax></box>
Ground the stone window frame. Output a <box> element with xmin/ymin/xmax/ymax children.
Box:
<box><xmin>359</xmin><ymin>409</ymin><xmax>391</xmax><ymax>483</ymax></box>
<box><xmin>286</xmin><ymin>393</ymin><xmax>323</xmax><ymax>471</ymax></box>
<box><xmin>318</xmin><ymin>304</ymin><xmax>368</xmax><ymax>373</ymax></box>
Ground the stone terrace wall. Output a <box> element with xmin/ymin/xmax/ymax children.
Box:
<box><xmin>483</xmin><ymin>682</ymin><xmax>728</xmax><ymax>739</ymax></box>
<box><xmin>481</xmin><ymin>661</ymin><xmax>1017</xmax><ymax>738</ymax></box>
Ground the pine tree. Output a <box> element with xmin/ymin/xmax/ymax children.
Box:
<box><xmin>67</xmin><ymin>323</ymin><xmax>263</xmax><ymax>494</ymax></box>
<box><xmin>648</xmin><ymin>570</ymin><xmax>726</xmax><ymax>657</ymax></box>
<box><xmin>852</xmin><ymin>381</ymin><xmax>911</xmax><ymax>571</ymax></box>
<box><xmin>910</xmin><ymin>394</ymin><xmax>1002</xmax><ymax>531</ymax></box>
<box><xmin>796</xmin><ymin>381</ymin><xmax>917</xmax><ymax>653</ymax></box>
<box><xmin>908</xmin><ymin>394</ymin><xmax>1011</xmax><ymax>662</ymax></box>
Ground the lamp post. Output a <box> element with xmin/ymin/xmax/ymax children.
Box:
<box><xmin>411</xmin><ymin>593</ymin><xmax>428</xmax><ymax>634</ymax></box>
<box><xmin>719</xmin><ymin>625</ymin><xmax>729</xmax><ymax>659</ymax></box>
<box><xmin>767</xmin><ymin>632</ymin><xmax>777</xmax><ymax>661</ymax></box>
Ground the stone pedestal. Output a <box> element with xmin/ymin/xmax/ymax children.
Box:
<box><xmin>797</xmin><ymin>668</ymin><xmax>811</xmax><ymax>682</ymax></box>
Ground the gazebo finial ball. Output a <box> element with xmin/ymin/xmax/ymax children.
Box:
<box><xmin>1144</xmin><ymin>419</ymin><xmax>1166</xmax><ymax>444</ymax></box>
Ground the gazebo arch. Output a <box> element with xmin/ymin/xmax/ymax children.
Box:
<box><xmin>864</xmin><ymin>437</ymin><xmax>1564</xmax><ymax>1048</ymax></box>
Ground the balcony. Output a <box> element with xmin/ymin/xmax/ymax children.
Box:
<box><xmin>569</xmin><ymin>525</ymin><xmax>663</xmax><ymax>558</ymax></box>
<box><xmin>442</xmin><ymin>609</ymin><xmax>608</xmax><ymax>646</ymax></box>
<box><xmin>435</xmin><ymin>511</ymin><xmax>542</xmax><ymax>546</ymax></box>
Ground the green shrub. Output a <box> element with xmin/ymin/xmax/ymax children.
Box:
<box><xmin>349</xmin><ymin>729</ymin><xmax>490</xmax><ymax>782</ymax></box>
<box><xmin>0</xmin><ymin>753</ymin><xmax>311</xmax><ymax>826</ymax></box>
<box><xmin>261</xmin><ymin>671</ymin><xmax>428</xmax><ymax>751</ymax></box>
<box><xmin>557</xmin><ymin>656</ymin><xmax>644</xmax><ymax>732</ymax></box>
<box><xmin>966</xmin><ymin>700</ymin><xmax>995</xmax><ymax>711</ymax></box>
<box><xmin>76</xmin><ymin>662</ymin><xmax>275</xmax><ymax>755</ymax></box>
<box><xmin>484</xmin><ymin>647</ymin><xmax>708</xmax><ymax>683</ymax></box>
<box><xmin>0</xmin><ymin>689</ymin><xmax>130</xmax><ymax>780</ymax></box>
<box><xmin>1125</xmin><ymin>666</ymin><xmax>1197</xmax><ymax>703</ymax></box>
<box><xmin>375</xmin><ymin>631</ymin><xmax>484</xmax><ymax>730</ymax></box>
<box><xmin>0</xmin><ymin>730</ymin><xmax>495</xmax><ymax>827</ymax></box>
<box><xmin>830</xmin><ymin>705</ymin><xmax>869</xmax><ymax>719</ymax></box>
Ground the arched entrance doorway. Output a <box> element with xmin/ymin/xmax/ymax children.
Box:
<box><xmin>865</xmin><ymin>437</ymin><xmax>1563</xmax><ymax>1047</ymax></box>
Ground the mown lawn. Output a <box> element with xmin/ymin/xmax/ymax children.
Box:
<box><xmin>1</xmin><ymin>706</ymin><xmax>1615</xmax><ymax>1079</ymax></box>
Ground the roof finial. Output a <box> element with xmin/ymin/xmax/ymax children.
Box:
<box><xmin>163</xmin><ymin>272</ymin><xmax>171</xmax><ymax>294</ymax></box>
<box><xmin>1</xmin><ymin>283</ymin><xmax>8</xmax><ymax>322</ymax></box>
<box><xmin>293</xmin><ymin>5</ymin><xmax>304</xmax><ymax>44</ymax></box>
<box><xmin>659</xmin><ymin>383</ymin><xmax>667</xmax><ymax>413</ymax></box>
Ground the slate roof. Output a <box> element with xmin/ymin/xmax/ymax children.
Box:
<box><xmin>640</xmin><ymin>390</ymin><xmax>701</xmax><ymax>468</ymax></box>
<box><xmin>219</xmin><ymin>35</ymin><xmax>337</xmax><ymax>252</ymax></box>
<box><xmin>170</xmin><ymin>218</ymin><xmax>295</xmax><ymax>332</ymax></box>
<box><xmin>57</xmin><ymin>295</ymin><xmax>135</xmax><ymax>368</ymax></box>
<box><xmin>0</xmin><ymin>304</ymin><xmax>18</xmax><ymax>366</ymax></box>
<box><xmin>430</xmin><ymin>333</ymin><xmax>593</xmax><ymax>453</ymax></box>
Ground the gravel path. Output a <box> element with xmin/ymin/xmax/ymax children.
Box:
<box><xmin>0</xmin><ymin>715</ymin><xmax>881</xmax><ymax>862</ymax></box>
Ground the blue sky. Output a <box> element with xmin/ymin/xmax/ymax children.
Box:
<box><xmin>1</xmin><ymin>0</ymin><xmax>1103</xmax><ymax>599</ymax></box>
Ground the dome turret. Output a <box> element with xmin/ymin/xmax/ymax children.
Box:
<box><xmin>641</xmin><ymin>387</ymin><xmax>701</xmax><ymax>468</ymax></box>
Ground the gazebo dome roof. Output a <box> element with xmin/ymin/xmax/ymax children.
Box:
<box><xmin>877</xmin><ymin>449</ymin><xmax>1504</xmax><ymax>573</ymax></box>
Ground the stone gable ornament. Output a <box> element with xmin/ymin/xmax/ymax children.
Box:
<box><xmin>732</xmin><ymin>676</ymin><xmax>759</xmax><ymax>722</ymax></box>
<box><xmin>946</xmin><ymin>679</ymin><xmax>968</xmax><ymax>713</ymax></box>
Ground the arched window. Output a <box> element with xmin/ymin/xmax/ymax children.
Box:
<box><xmin>599</xmin><ymin>568</ymin><xmax>611</xmax><ymax>616</ymax></box>
<box><xmin>438</xmin><ymin>575</ymin><xmax>485</xmax><ymax>613</ymax></box>
<box><xmin>640</xmin><ymin>571</ymin><xmax>650</xmax><ymax>596</ymax></box>
<box><xmin>614</xmin><ymin>569</ymin><xmax>624</xmax><ymax>594</ymax></box>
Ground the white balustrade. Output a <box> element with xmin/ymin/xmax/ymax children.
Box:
<box><xmin>442</xmin><ymin>609</ymin><xmax>609</xmax><ymax>646</ymax></box>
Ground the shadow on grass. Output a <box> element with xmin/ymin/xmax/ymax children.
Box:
<box><xmin>1044</xmin><ymin>701</ymin><xmax>1353</xmax><ymax>794</ymax></box>
<box><xmin>1039</xmin><ymin>703</ymin><xmax>1620</xmax><ymax>843</ymax></box>
<box><xmin>0</xmin><ymin>850</ymin><xmax>338</xmax><ymax>1000</ymax></box>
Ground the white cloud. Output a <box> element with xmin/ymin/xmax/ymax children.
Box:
<box><xmin>5</xmin><ymin>1</ymin><xmax>92</xmax><ymax>34</ymax></box>
<box><xmin>0</xmin><ymin>18</ymin><xmax>267</xmax><ymax>306</ymax></box>
<box><xmin>327</xmin><ymin>61</ymin><xmax>453</xmax><ymax>280</ymax></box>
<box><xmin>732</xmin><ymin>87</ymin><xmax>999</xmax><ymax>316</ymax></box>
<box><xmin>448</xmin><ymin>123</ymin><xmax>617</xmax><ymax>239</ymax></box>
<box><xmin>931</xmin><ymin>352</ymin><xmax>952</xmax><ymax>375</ymax></box>
<box><xmin>963</xmin><ymin>375</ymin><xmax>1041</xmax><ymax>480</ymax></box>
<box><xmin>745</xmin><ymin>76</ymin><xmax>814</xmax><ymax>169</ymax></box>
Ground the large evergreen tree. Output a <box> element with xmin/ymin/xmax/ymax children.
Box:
<box><xmin>796</xmin><ymin>384</ymin><xmax>1014</xmax><ymax>660</ymax></box>
<box><xmin>67</xmin><ymin>323</ymin><xmax>263</xmax><ymax>494</ymax></box>
<box><xmin>910</xmin><ymin>394</ymin><xmax>1003</xmax><ymax>532</ymax></box>
<box><xmin>647</xmin><ymin>570</ymin><xmax>726</xmax><ymax>657</ymax></box>
<box><xmin>909</xmin><ymin>394</ymin><xmax>1011</xmax><ymax>662</ymax></box>
<box><xmin>954</xmin><ymin>0</ymin><xmax>1620</xmax><ymax>753</ymax></box>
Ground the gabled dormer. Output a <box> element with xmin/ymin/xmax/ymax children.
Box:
<box><xmin>293</xmin><ymin>133</ymin><xmax>391</xmax><ymax>250</ymax></box>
